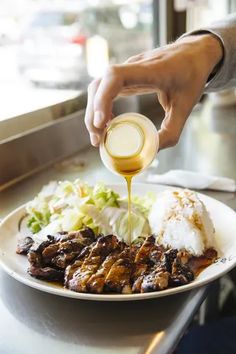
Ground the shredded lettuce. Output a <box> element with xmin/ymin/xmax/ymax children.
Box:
<box><xmin>26</xmin><ymin>179</ymin><xmax>156</xmax><ymax>243</ymax></box>
<box><xmin>131</xmin><ymin>192</ymin><xmax>156</xmax><ymax>217</ymax></box>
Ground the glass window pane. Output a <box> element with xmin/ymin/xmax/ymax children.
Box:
<box><xmin>0</xmin><ymin>0</ymin><xmax>153</xmax><ymax>123</ymax></box>
<box><xmin>186</xmin><ymin>0</ymin><xmax>230</xmax><ymax>31</ymax></box>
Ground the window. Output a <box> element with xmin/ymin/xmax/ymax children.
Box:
<box><xmin>185</xmin><ymin>0</ymin><xmax>230</xmax><ymax>31</ymax></box>
<box><xmin>27</xmin><ymin>11</ymin><xmax>80</xmax><ymax>28</ymax></box>
<box><xmin>0</xmin><ymin>0</ymin><xmax>153</xmax><ymax>123</ymax></box>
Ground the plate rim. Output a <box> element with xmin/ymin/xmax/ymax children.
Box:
<box><xmin>1</xmin><ymin>183</ymin><xmax>236</xmax><ymax>301</ymax></box>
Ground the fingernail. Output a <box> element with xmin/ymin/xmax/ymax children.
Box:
<box><xmin>90</xmin><ymin>133</ymin><xmax>100</xmax><ymax>147</ymax></box>
<box><xmin>94</xmin><ymin>111</ymin><xmax>104</xmax><ymax>128</ymax></box>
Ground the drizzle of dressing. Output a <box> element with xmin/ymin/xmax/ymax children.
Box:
<box><xmin>105</xmin><ymin>122</ymin><xmax>144</xmax><ymax>244</ymax></box>
<box><xmin>100</xmin><ymin>113</ymin><xmax>158</xmax><ymax>244</ymax></box>
<box><xmin>125</xmin><ymin>175</ymin><xmax>133</xmax><ymax>244</ymax></box>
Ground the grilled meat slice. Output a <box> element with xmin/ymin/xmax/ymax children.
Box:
<box><xmin>41</xmin><ymin>229</ymin><xmax>95</xmax><ymax>269</ymax></box>
<box><xmin>64</xmin><ymin>260</ymin><xmax>84</xmax><ymax>287</ymax></box>
<box><xmin>88</xmin><ymin>234</ymin><xmax>120</xmax><ymax>256</ymax></box>
<box><xmin>188</xmin><ymin>248</ymin><xmax>217</xmax><ymax>276</ymax></box>
<box><xmin>132</xmin><ymin>276</ymin><xmax>145</xmax><ymax>293</ymax></box>
<box><xmin>86</xmin><ymin>253</ymin><xmax>120</xmax><ymax>293</ymax></box>
<box><xmin>86</xmin><ymin>241</ymin><xmax>126</xmax><ymax>294</ymax></box>
<box><xmin>169</xmin><ymin>252</ymin><xmax>194</xmax><ymax>287</ymax></box>
<box><xmin>132</xmin><ymin>254</ymin><xmax>149</xmax><ymax>291</ymax></box>
<box><xmin>140</xmin><ymin>246</ymin><xmax>175</xmax><ymax>292</ymax></box>
<box><xmin>64</xmin><ymin>244</ymin><xmax>93</xmax><ymax>287</ymax></box>
<box><xmin>161</xmin><ymin>249</ymin><xmax>178</xmax><ymax>272</ymax></box>
<box><xmin>204</xmin><ymin>248</ymin><xmax>218</xmax><ymax>260</ymax></box>
<box><xmin>131</xmin><ymin>236</ymin><xmax>157</xmax><ymax>293</ymax></box>
<box><xmin>27</xmin><ymin>239</ymin><xmax>54</xmax><ymax>267</ymax></box>
<box><xmin>52</xmin><ymin>252</ymin><xmax>80</xmax><ymax>269</ymax></box>
<box><xmin>77</xmin><ymin>228</ymin><xmax>96</xmax><ymax>242</ymax></box>
<box><xmin>27</xmin><ymin>249</ymin><xmax>42</xmax><ymax>267</ymax></box>
<box><xmin>60</xmin><ymin>239</ymin><xmax>85</xmax><ymax>253</ymax></box>
<box><xmin>177</xmin><ymin>250</ymin><xmax>191</xmax><ymax>265</ymax></box>
<box><xmin>68</xmin><ymin>235</ymin><xmax>120</xmax><ymax>293</ymax></box>
<box><xmin>28</xmin><ymin>239</ymin><xmax>55</xmax><ymax>269</ymax></box>
<box><xmin>68</xmin><ymin>256</ymin><xmax>102</xmax><ymax>292</ymax></box>
<box><xmin>42</xmin><ymin>243</ymin><xmax>60</xmax><ymax>261</ymax></box>
<box><xmin>149</xmin><ymin>245</ymin><xmax>165</xmax><ymax>265</ymax></box>
<box><xmin>169</xmin><ymin>273</ymin><xmax>192</xmax><ymax>287</ymax></box>
<box><xmin>28</xmin><ymin>265</ymin><xmax>64</xmax><ymax>282</ymax></box>
<box><xmin>27</xmin><ymin>238</ymin><xmax>58</xmax><ymax>280</ymax></box>
<box><xmin>46</xmin><ymin>239</ymin><xmax>85</xmax><ymax>269</ymax></box>
<box><xmin>134</xmin><ymin>235</ymin><xmax>156</xmax><ymax>263</ymax></box>
<box><xmin>131</xmin><ymin>263</ymin><xmax>148</xmax><ymax>293</ymax></box>
<box><xmin>53</xmin><ymin>228</ymin><xmax>95</xmax><ymax>243</ymax></box>
<box><xmin>66</xmin><ymin>228</ymin><xmax>96</xmax><ymax>244</ymax></box>
<box><xmin>16</xmin><ymin>236</ymin><xmax>34</xmax><ymax>254</ymax></box>
<box><xmin>132</xmin><ymin>262</ymin><xmax>148</xmax><ymax>280</ymax></box>
<box><xmin>169</xmin><ymin>271</ymin><xmax>194</xmax><ymax>286</ymax></box>
<box><xmin>31</xmin><ymin>239</ymin><xmax>54</xmax><ymax>253</ymax></box>
<box><xmin>132</xmin><ymin>242</ymin><xmax>166</xmax><ymax>293</ymax></box>
<box><xmin>27</xmin><ymin>228</ymin><xmax>95</xmax><ymax>282</ymax></box>
<box><xmin>104</xmin><ymin>249</ymin><xmax>132</xmax><ymax>294</ymax></box>
<box><xmin>141</xmin><ymin>266</ymin><xmax>170</xmax><ymax>292</ymax></box>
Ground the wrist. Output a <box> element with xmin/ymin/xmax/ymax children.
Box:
<box><xmin>199</xmin><ymin>33</ymin><xmax>224</xmax><ymax>73</ymax></box>
<box><xmin>178</xmin><ymin>33</ymin><xmax>224</xmax><ymax>78</ymax></box>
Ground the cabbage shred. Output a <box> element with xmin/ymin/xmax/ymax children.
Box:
<box><xmin>26</xmin><ymin>180</ymin><xmax>155</xmax><ymax>243</ymax></box>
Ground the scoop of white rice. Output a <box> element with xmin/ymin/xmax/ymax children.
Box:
<box><xmin>148</xmin><ymin>189</ymin><xmax>216</xmax><ymax>256</ymax></box>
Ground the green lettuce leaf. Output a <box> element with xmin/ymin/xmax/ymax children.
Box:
<box><xmin>26</xmin><ymin>179</ymin><xmax>155</xmax><ymax>242</ymax></box>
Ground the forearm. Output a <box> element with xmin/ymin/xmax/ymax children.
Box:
<box><xmin>181</xmin><ymin>13</ymin><xmax>236</xmax><ymax>92</ymax></box>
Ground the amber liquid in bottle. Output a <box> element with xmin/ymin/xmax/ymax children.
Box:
<box><xmin>100</xmin><ymin>113</ymin><xmax>158</xmax><ymax>244</ymax></box>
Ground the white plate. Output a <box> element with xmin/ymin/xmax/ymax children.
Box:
<box><xmin>0</xmin><ymin>183</ymin><xmax>236</xmax><ymax>301</ymax></box>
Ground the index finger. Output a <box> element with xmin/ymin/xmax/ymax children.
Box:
<box><xmin>92</xmin><ymin>62</ymin><xmax>162</xmax><ymax>130</ymax></box>
<box><xmin>92</xmin><ymin>66</ymin><xmax>123</xmax><ymax>130</ymax></box>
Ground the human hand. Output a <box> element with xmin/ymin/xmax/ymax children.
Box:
<box><xmin>85</xmin><ymin>34</ymin><xmax>223</xmax><ymax>149</ymax></box>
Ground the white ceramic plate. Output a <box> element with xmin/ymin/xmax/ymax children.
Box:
<box><xmin>0</xmin><ymin>183</ymin><xmax>236</xmax><ymax>301</ymax></box>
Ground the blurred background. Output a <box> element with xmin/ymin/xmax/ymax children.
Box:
<box><xmin>0</xmin><ymin>0</ymin><xmax>154</xmax><ymax>119</ymax></box>
<box><xmin>1</xmin><ymin>0</ymin><xmax>236</xmax><ymax>121</ymax></box>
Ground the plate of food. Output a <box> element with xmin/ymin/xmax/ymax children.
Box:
<box><xmin>0</xmin><ymin>180</ymin><xmax>236</xmax><ymax>301</ymax></box>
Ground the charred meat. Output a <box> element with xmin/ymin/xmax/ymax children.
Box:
<box><xmin>68</xmin><ymin>235</ymin><xmax>121</xmax><ymax>293</ymax></box>
<box><xmin>141</xmin><ymin>267</ymin><xmax>170</xmax><ymax>292</ymax></box>
<box><xmin>28</xmin><ymin>265</ymin><xmax>64</xmax><ymax>282</ymax></box>
<box><xmin>26</xmin><ymin>228</ymin><xmax>96</xmax><ymax>283</ymax></box>
<box><xmin>16</xmin><ymin>236</ymin><xmax>34</xmax><ymax>255</ymax></box>
<box><xmin>188</xmin><ymin>248</ymin><xmax>218</xmax><ymax>276</ymax></box>
<box><xmin>104</xmin><ymin>248</ymin><xmax>133</xmax><ymax>294</ymax></box>
<box><xmin>18</xmin><ymin>229</ymin><xmax>217</xmax><ymax>293</ymax></box>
